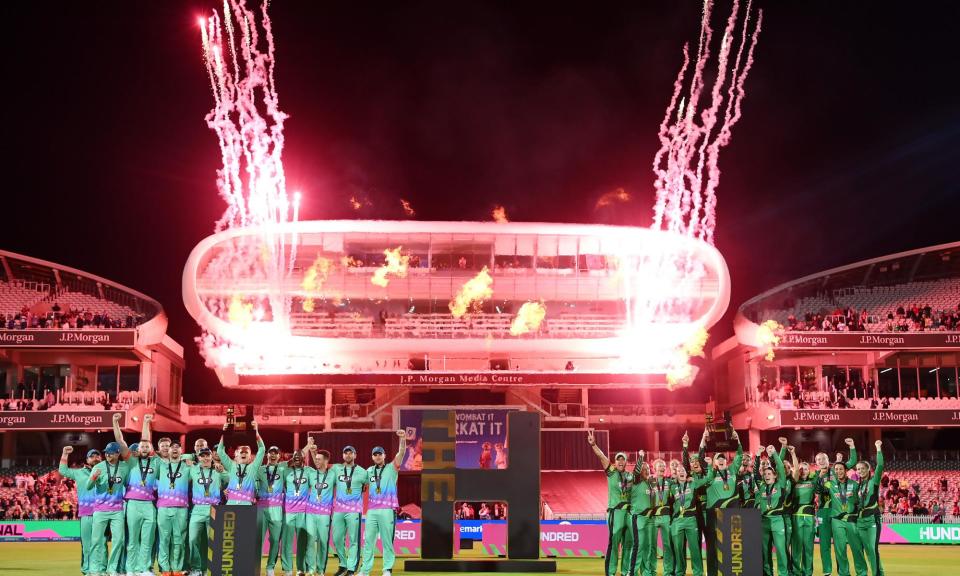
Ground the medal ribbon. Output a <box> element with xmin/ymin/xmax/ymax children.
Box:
<box><xmin>167</xmin><ymin>460</ymin><xmax>183</xmax><ymax>489</ymax></box>
<box><xmin>344</xmin><ymin>463</ymin><xmax>356</xmax><ymax>493</ymax></box>
<box><xmin>237</xmin><ymin>463</ymin><xmax>249</xmax><ymax>485</ymax></box>
<box><xmin>294</xmin><ymin>466</ymin><xmax>305</xmax><ymax>495</ymax></box>
<box><xmin>374</xmin><ymin>464</ymin><xmax>384</xmax><ymax>494</ymax></box>
<box><xmin>138</xmin><ymin>456</ymin><xmax>150</xmax><ymax>486</ymax></box>
<box><xmin>199</xmin><ymin>466</ymin><xmax>212</xmax><ymax>497</ymax></box>
<box><xmin>108</xmin><ymin>459</ymin><xmax>121</xmax><ymax>493</ymax></box>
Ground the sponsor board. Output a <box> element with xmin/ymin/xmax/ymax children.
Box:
<box><xmin>0</xmin><ymin>411</ymin><xmax>126</xmax><ymax>431</ymax></box>
<box><xmin>240</xmin><ymin>371</ymin><xmax>666</xmax><ymax>387</ymax></box>
<box><xmin>781</xmin><ymin>409</ymin><xmax>960</xmax><ymax>427</ymax></box>
<box><xmin>776</xmin><ymin>331</ymin><xmax>960</xmax><ymax>350</ymax></box>
<box><xmin>0</xmin><ymin>329</ymin><xmax>136</xmax><ymax>348</ymax></box>
<box><xmin>5</xmin><ymin>520</ymin><xmax>956</xmax><ymax>548</ymax></box>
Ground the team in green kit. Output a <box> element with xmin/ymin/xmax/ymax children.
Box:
<box><xmin>58</xmin><ymin>411</ymin><xmax>410</xmax><ymax>576</ymax></box>
<box><xmin>587</xmin><ymin>429</ymin><xmax>886</xmax><ymax>576</ymax></box>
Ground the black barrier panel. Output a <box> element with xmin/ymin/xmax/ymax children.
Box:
<box><xmin>410</xmin><ymin>410</ymin><xmax>555</xmax><ymax>572</ymax></box>
<box><xmin>208</xmin><ymin>504</ymin><xmax>261</xmax><ymax>576</ymax></box>
<box><xmin>714</xmin><ymin>508</ymin><xmax>762</xmax><ymax>576</ymax></box>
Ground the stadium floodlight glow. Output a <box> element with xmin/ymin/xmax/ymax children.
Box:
<box><xmin>182</xmin><ymin>220</ymin><xmax>731</xmax><ymax>388</ymax></box>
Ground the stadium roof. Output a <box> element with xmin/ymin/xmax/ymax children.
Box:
<box><xmin>738</xmin><ymin>241</ymin><xmax>960</xmax><ymax>321</ymax></box>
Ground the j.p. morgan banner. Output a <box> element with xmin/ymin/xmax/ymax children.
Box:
<box><xmin>777</xmin><ymin>331</ymin><xmax>960</xmax><ymax>350</ymax></box>
<box><xmin>781</xmin><ymin>409</ymin><xmax>960</xmax><ymax>427</ymax></box>
<box><xmin>242</xmin><ymin>372</ymin><xmax>667</xmax><ymax>387</ymax></box>
<box><xmin>0</xmin><ymin>411</ymin><xmax>125</xmax><ymax>430</ymax></box>
<box><xmin>0</xmin><ymin>329</ymin><xmax>136</xmax><ymax>348</ymax></box>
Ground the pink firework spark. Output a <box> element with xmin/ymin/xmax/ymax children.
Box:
<box><xmin>651</xmin><ymin>0</ymin><xmax>762</xmax><ymax>245</ymax></box>
<box><xmin>200</xmin><ymin>0</ymin><xmax>291</xmax><ymax>233</ymax></box>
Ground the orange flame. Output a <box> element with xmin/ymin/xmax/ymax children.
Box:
<box><xmin>449</xmin><ymin>267</ymin><xmax>494</xmax><ymax>318</ymax></box>
<box><xmin>302</xmin><ymin>255</ymin><xmax>333</xmax><ymax>292</ymax></box>
<box><xmin>349</xmin><ymin>196</ymin><xmax>362</xmax><ymax>210</ymax></box>
<box><xmin>492</xmin><ymin>205</ymin><xmax>508</xmax><ymax>223</ymax></box>
<box><xmin>227</xmin><ymin>294</ymin><xmax>254</xmax><ymax>328</ymax></box>
<box><xmin>510</xmin><ymin>301</ymin><xmax>547</xmax><ymax>336</ymax></box>
<box><xmin>666</xmin><ymin>326</ymin><xmax>709</xmax><ymax>389</ymax></box>
<box><xmin>757</xmin><ymin>320</ymin><xmax>783</xmax><ymax>361</ymax></box>
<box><xmin>371</xmin><ymin>246</ymin><xmax>410</xmax><ymax>287</ymax></box>
<box><xmin>595</xmin><ymin>187</ymin><xmax>632</xmax><ymax>210</ymax></box>
<box><xmin>400</xmin><ymin>198</ymin><xmax>416</xmax><ymax>217</ymax></box>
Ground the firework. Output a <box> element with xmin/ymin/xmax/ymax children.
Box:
<box><xmin>449</xmin><ymin>267</ymin><xmax>494</xmax><ymax>318</ymax></box>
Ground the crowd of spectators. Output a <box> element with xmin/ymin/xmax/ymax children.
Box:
<box><xmin>2</xmin><ymin>304</ymin><xmax>142</xmax><ymax>330</ymax></box>
<box><xmin>455</xmin><ymin>501</ymin><xmax>508</xmax><ymax>520</ymax></box>
<box><xmin>0</xmin><ymin>470</ymin><xmax>76</xmax><ymax>520</ymax></box>
<box><xmin>881</xmin><ymin>473</ymin><xmax>959</xmax><ymax>522</ymax></box>
<box><xmin>783</xmin><ymin>303</ymin><xmax>960</xmax><ymax>332</ymax></box>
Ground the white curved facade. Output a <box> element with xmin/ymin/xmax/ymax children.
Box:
<box><xmin>183</xmin><ymin>220</ymin><xmax>731</xmax><ymax>385</ymax></box>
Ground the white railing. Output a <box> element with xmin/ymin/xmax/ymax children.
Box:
<box><xmin>882</xmin><ymin>513</ymin><xmax>960</xmax><ymax>524</ymax></box>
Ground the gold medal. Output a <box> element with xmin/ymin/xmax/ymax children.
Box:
<box><xmin>723</xmin><ymin>483</ymin><xmax>729</xmax><ymax>490</ymax></box>
<box><xmin>204</xmin><ymin>488</ymin><xmax>211</xmax><ymax>497</ymax></box>
<box><xmin>346</xmin><ymin>486</ymin><xmax>352</xmax><ymax>494</ymax></box>
<box><xmin>267</xmin><ymin>484</ymin><xmax>273</xmax><ymax>493</ymax></box>
<box><xmin>141</xmin><ymin>480</ymin><xmax>146</xmax><ymax>487</ymax></box>
<box><xmin>376</xmin><ymin>487</ymin><xmax>382</xmax><ymax>494</ymax></box>
<box><xmin>169</xmin><ymin>481</ymin><xmax>175</xmax><ymax>489</ymax></box>
<box><xmin>108</xmin><ymin>487</ymin><xmax>114</xmax><ymax>495</ymax></box>
<box><xmin>679</xmin><ymin>505</ymin><xmax>685</xmax><ymax>514</ymax></box>
<box><xmin>842</xmin><ymin>503</ymin><xmax>848</xmax><ymax>512</ymax></box>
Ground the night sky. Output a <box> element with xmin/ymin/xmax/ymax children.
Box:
<box><xmin>3</xmin><ymin>1</ymin><xmax>958</xmax><ymax>404</ymax></box>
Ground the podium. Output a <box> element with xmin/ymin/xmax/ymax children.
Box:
<box><xmin>712</xmin><ymin>508</ymin><xmax>762</xmax><ymax>576</ymax></box>
<box><xmin>207</xmin><ymin>504</ymin><xmax>261</xmax><ymax>576</ymax></box>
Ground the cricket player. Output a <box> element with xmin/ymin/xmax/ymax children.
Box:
<box><xmin>87</xmin><ymin>434</ymin><xmax>131</xmax><ymax>576</ymax></box>
<box><xmin>216</xmin><ymin>419</ymin><xmax>265</xmax><ymax>505</ymax></box>
<box><xmin>669</xmin><ymin>463</ymin><xmax>710</xmax><ymax>576</ymax></box>
<box><xmin>258</xmin><ymin>443</ymin><xmax>288</xmax><ymax>576</ymax></box>
<box><xmin>817</xmin><ymin>450</ymin><xmax>868</xmax><ymax>576</ymax></box>
<box><xmin>856</xmin><ymin>441</ymin><xmax>885</xmax><ymax>576</ymax></box>
<box><xmin>587</xmin><ymin>430</ymin><xmax>633</xmax><ymax>576</ymax></box>
<box><xmin>120</xmin><ymin>413</ymin><xmax>160</xmax><ymax>576</ymax></box>
<box><xmin>302</xmin><ymin>445</ymin><xmax>335</xmax><ymax>576</ymax></box>
<box><xmin>815</xmin><ymin>439</ymin><xmax>858</xmax><ymax>576</ymax></box>
<box><xmin>155</xmin><ymin>441</ymin><xmax>191</xmax><ymax>574</ymax></box>
<box><xmin>358</xmin><ymin>430</ymin><xmax>407</xmax><ymax>576</ymax></box>
<box><xmin>701</xmin><ymin>430</ymin><xmax>743</xmax><ymax>576</ymax></box>
<box><xmin>626</xmin><ymin>451</ymin><xmax>652</xmax><ymax>576</ymax></box>
<box><xmin>188</xmin><ymin>446</ymin><xmax>227</xmax><ymax>576</ymax></box>
<box><xmin>757</xmin><ymin>445</ymin><xmax>788</xmax><ymax>576</ymax></box>
<box><xmin>792</xmin><ymin>451</ymin><xmax>818</xmax><ymax>576</ymax></box>
<box><xmin>648</xmin><ymin>458</ymin><xmax>674</xmax><ymax>576</ymax></box>
<box><xmin>280</xmin><ymin>448</ymin><xmax>316</xmax><ymax>576</ymax></box>
<box><xmin>331</xmin><ymin>445</ymin><xmax>369</xmax><ymax>576</ymax></box>
<box><xmin>59</xmin><ymin>445</ymin><xmax>102</xmax><ymax>575</ymax></box>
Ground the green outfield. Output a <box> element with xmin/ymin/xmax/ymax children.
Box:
<box><xmin>0</xmin><ymin>543</ymin><xmax>956</xmax><ymax>575</ymax></box>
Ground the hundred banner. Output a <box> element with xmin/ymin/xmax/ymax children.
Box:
<box><xmin>0</xmin><ymin>329</ymin><xmax>136</xmax><ymax>348</ymax></box>
<box><xmin>3</xmin><ymin>520</ymin><xmax>958</xmax><ymax>547</ymax></box>
<box><xmin>0</xmin><ymin>411</ymin><xmax>126</xmax><ymax>431</ymax></box>
<box><xmin>776</xmin><ymin>331</ymin><xmax>960</xmax><ymax>350</ymax></box>
<box><xmin>780</xmin><ymin>409</ymin><xmax>960</xmax><ymax>427</ymax></box>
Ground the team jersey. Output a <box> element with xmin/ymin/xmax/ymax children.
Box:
<box><xmin>756</xmin><ymin>452</ymin><xmax>787</xmax><ymax>517</ymax></box>
<box><xmin>703</xmin><ymin>444</ymin><xmax>743</xmax><ymax>508</ymax></box>
<box><xmin>669</xmin><ymin>476</ymin><xmax>709</xmax><ymax>517</ymax></box>
<box><xmin>605</xmin><ymin>465</ymin><xmax>631</xmax><ymax>509</ymax></box>
<box><xmin>125</xmin><ymin>455</ymin><xmax>162</xmax><ymax>501</ymax></box>
<box><xmin>87</xmin><ymin>459</ymin><xmax>131</xmax><ymax>512</ymax></box>
<box><xmin>331</xmin><ymin>463</ymin><xmax>369</xmax><ymax>514</ymax></box>
<box><xmin>307</xmin><ymin>466</ymin><xmax>336</xmax><ymax>515</ymax></box>
<box><xmin>682</xmin><ymin>444</ymin><xmax>708</xmax><ymax>506</ymax></box>
<box><xmin>794</xmin><ymin>472</ymin><xmax>818</xmax><ymax>515</ymax></box>
<box><xmin>59</xmin><ymin>464</ymin><xmax>97</xmax><ymax>517</ymax></box>
<box><xmin>190</xmin><ymin>465</ymin><xmax>227</xmax><ymax>507</ymax></box>
<box><xmin>818</xmin><ymin>473</ymin><xmax>861</xmax><ymax>521</ymax></box>
<box><xmin>650</xmin><ymin>476</ymin><xmax>673</xmax><ymax>516</ymax></box>
<box><xmin>858</xmin><ymin>451</ymin><xmax>885</xmax><ymax>518</ymax></box>
<box><xmin>739</xmin><ymin>471</ymin><xmax>756</xmax><ymax>508</ymax></box>
<box><xmin>283</xmin><ymin>465</ymin><xmax>316</xmax><ymax>514</ymax></box>
<box><xmin>257</xmin><ymin>461</ymin><xmax>287</xmax><ymax>508</ymax></box>
<box><xmin>366</xmin><ymin>462</ymin><xmax>400</xmax><ymax>510</ymax></box>
<box><xmin>217</xmin><ymin>439</ymin><xmax>265</xmax><ymax>504</ymax></box>
<box><xmin>155</xmin><ymin>458</ymin><xmax>191</xmax><ymax>508</ymax></box>
<box><xmin>627</xmin><ymin>474</ymin><xmax>654</xmax><ymax>515</ymax></box>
